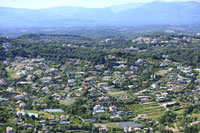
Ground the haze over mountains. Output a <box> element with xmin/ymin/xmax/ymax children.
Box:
<box><xmin>0</xmin><ymin>1</ymin><xmax>200</xmax><ymax>29</ymax></box>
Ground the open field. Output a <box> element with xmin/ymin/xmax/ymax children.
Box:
<box><xmin>174</xmin><ymin>109</ymin><xmax>184</xmax><ymax>114</ymax></box>
<box><xmin>60</xmin><ymin>98</ymin><xmax>76</xmax><ymax>106</ymax></box>
<box><xmin>190</xmin><ymin>113</ymin><xmax>200</xmax><ymax>119</ymax></box>
<box><xmin>6</xmin><ymin>68</ymin><xmax>20</xmax><ymax>79</ymax></box>
<box><xmin>108</xmin><ymin>91</ymin><xmax>127</xmax><ymax>95</ymax></box>
<box><xmin>131</xmin><ymin>102</ymin><xmax>165</xmax><ymax>120</ymax></box>
<box><xmin>94</xmin><ymin>122</ymin><xmax>119</xmax><ymax>128</ymax></box>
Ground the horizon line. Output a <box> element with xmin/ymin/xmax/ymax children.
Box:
<box><xmin>0</xmin><ymin>0</ymin><xmax>199</xmax><ymax>10</ymax></box>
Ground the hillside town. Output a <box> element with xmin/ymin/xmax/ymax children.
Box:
<box><xmin>1</xmin><ymin>33</ymin><xmax>200</xmax><ymax>132</ymax></box>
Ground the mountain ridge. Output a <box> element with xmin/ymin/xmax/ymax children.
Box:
<box><xmin>0</xmin><ymin>1</ymin><xmax>200</xmax><ymax>29</ymax></box>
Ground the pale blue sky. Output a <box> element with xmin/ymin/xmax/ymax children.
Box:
<box><xmin>0</xmin><ymin>0</ymin><xmax>198</xmax><ymax>9</ymax></box>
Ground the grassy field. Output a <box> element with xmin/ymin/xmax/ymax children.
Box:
<box><xmin>197</xmin><ymin>75</ymin><xmax>200</xmax><ymax>79</ymax></box>
<box><xmin>60</xmin><ymin>98</ymin><xmax>76</xmax><ymax>106</ymax></box>
<box><xmin>108</xmin><ymin>91</ymin><xmax>127</xmax><ymax>95</ymax></box>
<box><xmin>131</xmin><ymin>102</ymin><xmax>165</xmax><ymax>120</ymax></box>
<box><xmin>190</xmin><ymin>113</ymin><xmax>200</xmax><ymax>119</ymax></box>
<box><xmin>94</xmin><ymin>122</ymin><xmax>119</xmax><ymax>128</ymax></box>
<box><xmin>6</xmin><ymin>68</ymin><xmax>21</xmax><ymax>79</ymax></box>
<box><xmin>174</xmin><ymin>109</ymin><xmax>184</xmax><ymax>114</ymax></box>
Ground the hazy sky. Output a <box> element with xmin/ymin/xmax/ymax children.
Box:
<box><xmin>0</xmin><ymin>0</ymin><xmax>198</xmax><ymax>9</ymax></box>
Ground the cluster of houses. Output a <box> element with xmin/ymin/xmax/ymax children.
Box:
<box><xmin>1</xmin><ymin>51</ymin><xmax>200</xmax><ymax>132</ymax></box>
<box><xmin>132</xmin><ymin>35</ymin><xmax>200</xmax><ymax>45</ymax></box>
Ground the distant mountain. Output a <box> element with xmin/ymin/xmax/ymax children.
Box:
<box><xmin>0</xmin><ymin>1</ymin><xmax>200</xmax><ymax>29</ymax></box>
<box><xmin>115</xmin><ymin>1</ymin><xmax>200</xmax><ymax>25</ymax></box>
<box><xmin>0</xmin><ymin>6</ymin><xmax>115</xmax><ymax>28</ymax></box>
<box><xmin>109</xmin><ymin>2</ymin><xmax>146</xmax><ymax>13</ymax></box>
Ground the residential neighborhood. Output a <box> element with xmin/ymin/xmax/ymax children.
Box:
<box><xmin>1</xmin><ymin>33</ymin><xmax>200</xmax><ymax>132</ymax></box>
